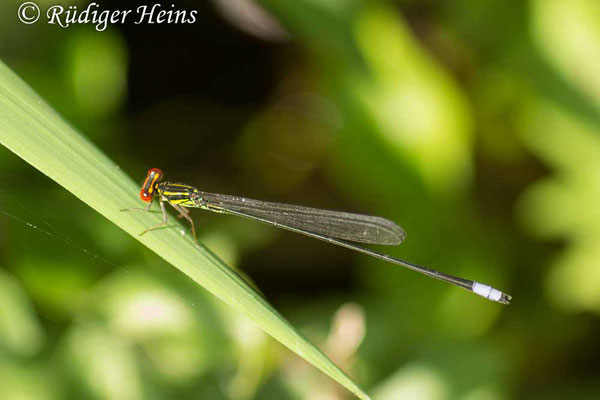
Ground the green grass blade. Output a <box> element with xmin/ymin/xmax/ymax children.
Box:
<box><xmin>0</xmin><ymin>60</ymin><xmax>371</xmax><ymax>400</ymax></box>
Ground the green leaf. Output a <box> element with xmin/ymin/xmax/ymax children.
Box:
<box><xmin>0</xmin><ymin>60</ymin><xmax>370</xmax><ymax>400</ymax></box>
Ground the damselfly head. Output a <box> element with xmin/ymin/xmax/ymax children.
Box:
<box><xmin>140</xmin><ymin>168</ymin><xmax>164</xmax><ymax>202</ymax></box>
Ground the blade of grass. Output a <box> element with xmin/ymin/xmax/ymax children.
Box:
<box><xmin>0</xmin><ymin>60</ymin><xmax>371</xmax><ymax>400</ymax></box>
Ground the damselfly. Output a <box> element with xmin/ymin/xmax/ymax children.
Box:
<box><xmin>125</xmin><ymin>168</ymin><xmax>511</xmax><ymax>304</ymax></box>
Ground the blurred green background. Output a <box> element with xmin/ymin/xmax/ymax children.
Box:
<box><xmin>1</xmin><ymin>0</ymin><xmax>600</xmax><ymax>399</ymax></box>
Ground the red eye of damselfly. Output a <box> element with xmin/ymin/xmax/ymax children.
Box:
<box><xmin>139</xmin><ymin>168</ymin><xmax>163</xmax><ymax>202</ymax></box>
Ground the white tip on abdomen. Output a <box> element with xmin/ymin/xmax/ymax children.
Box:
<box><xmin>472</xmin><ymin>282</ymin><xmax>504</xmax><ymax>302</ymax></box>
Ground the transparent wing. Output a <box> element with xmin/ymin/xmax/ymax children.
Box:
<box><xmin>194</xmin><ymin>191</ymin><xmax>406</xmax><ymax>245</ymax></box>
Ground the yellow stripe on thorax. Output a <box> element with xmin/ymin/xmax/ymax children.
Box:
<box><xmin>157</xmin><ymin>183</ymin><xmax>197</xmax><ymax>206</ymax></box>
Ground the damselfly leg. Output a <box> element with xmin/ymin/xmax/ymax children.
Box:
<box><xmin>123</xmin><ymin>194</ymin><xmax>199</xmax><ymax>244</ymax></box>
